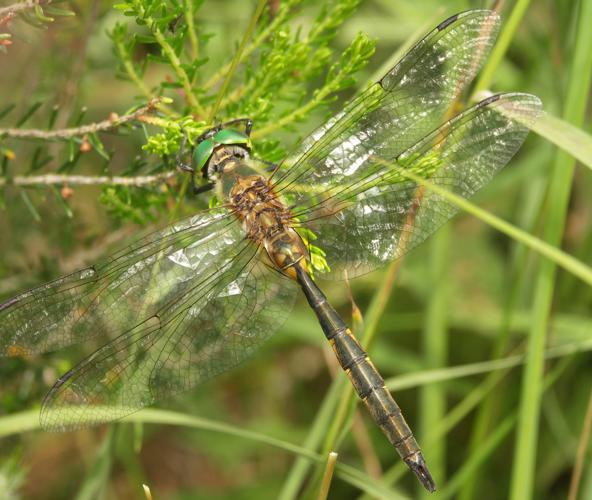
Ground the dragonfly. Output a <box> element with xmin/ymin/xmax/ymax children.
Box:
<box><xmin>0</xmin><ymin>9</ymin><xmax>542</xmax><ymax>493</ymax></box>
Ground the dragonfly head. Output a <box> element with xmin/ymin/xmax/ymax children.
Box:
<box><xmin>193</xmin><ymin>128</ymin><xmax>252</xmax><ymax>182</ymax></box>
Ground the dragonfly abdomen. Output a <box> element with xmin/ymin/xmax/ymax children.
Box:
<box><xmin>296</xmin><ymin>265</ymin><xmax>436</xmax><ymax>492</ymax></box>
<box><xmin>334</xmin><ymin>331</ymin><xmax>419</xmax><ymax>454</ymax></box>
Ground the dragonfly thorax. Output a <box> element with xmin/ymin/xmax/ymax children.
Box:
<box><xmin>229</xmin><ymin>175</ymin><xmax>309</xmax><ymax>279</ymax></box>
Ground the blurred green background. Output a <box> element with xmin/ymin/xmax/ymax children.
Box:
<box><xmin>0</xmin><ymin>1</ymin><xmax>591</xmax><ymax>499</ymax></box>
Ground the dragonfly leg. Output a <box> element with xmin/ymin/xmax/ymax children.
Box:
<box><xmin>217</xmin><ymin>117</ymin><xmax>253</xmax><ymax>137</ymax></box>
<box><xmin>175</xmin><ymin>128</ymin><xmax>193</xmax><ymax>173</ymax></box>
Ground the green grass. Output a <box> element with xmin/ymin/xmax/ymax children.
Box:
<box><xmin>509</xmin><ymin>1</ymin><xmax>592</xmax><ymax>498</ymax></box>
<box><xmin>419</xmin><ymin>226</ymin><xmax>450</xmax><ymax>498</ymax></box>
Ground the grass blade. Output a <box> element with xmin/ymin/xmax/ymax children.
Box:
<box><xmin>509</xmin><ymin>0</ymin><xmax>592</xmax><ymax>497</ymax></box>
<box><xmin>207</xmin><ymin>0</ymin><xmax>267</xmax><ymax>122</ymax></box>
<box><xmin>471</xmin><ymin>0</ymin><xmax>532</xmax><ymax>95</ymax></box>
<box><xmin>75</xmin><ymin>427</ymin><xmax>115</xmax><ymax>500</ymax></box>
<box><xmin>0</xmin><ymin>408</ymin><xmax>408</xmax><ymax>499</ymax></box>
<box><xmin>278</xmin><ymin>376</ymin><xmax>348</xmax><ymax>500</ymax></box>
<box><xmin>419</xmin><ymin>226</ymin><xmax>450</xmax><ymax>497</ymax></box>
<box><xmin>530</xmin><ymin>111</ymin><xmax>592</xmax><ymax>171</ymax></box>
<box><xmin>317</xmin><ymin>452</ymin><xmax>338</xmax><ymax>500</ymax></box>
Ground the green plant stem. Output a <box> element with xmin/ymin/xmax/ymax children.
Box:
<box><xmin>509</xmin><ymin>0</ymin><xmax>592</xmax><ymax>497</ymax></box>
<box><xmin>530</xmin><ymin>111</ymin><xmax>592</xmax><ymax>172</ymax></box>
<box><xmin>75</xmin><ymin>427</ymin><xmax>115</xmax><ymax>500</ymax></box>
<box><xmin>202</xmin><ymin>1</ymin><xmax>295</xmax><ymax>91</ymax></box>
<box><xmin>4</xmin><ymin>338</ymin><xmax>591</xmax><ymax>440</ymax></box>
<box><xmin>216</xmin><ymin>85</ymin><xmax>247</xmax><ymax>111</ymax></box>
<box><xmin>459</xmin><ymin>166</ymin><xmax>547</xmax><ymax>500</ymax></box>
<box><xmin>128</xmin><ymin>0</ymin><xmax>205</xmax><ymax>117</ymax></box>
<box><xmin>471</xmin><ymin>0</ymin><xmax>532</xmax><ymax>95</ymax></box>
<box><xmin>252</xmin><ymin>81</ymin><xmax>338</xmax><ymax>138</ymax></box>
<box><xmin>419</xmin><ymin>226</ymin><xmax>450</xmax><ymax>497</ymax></box>
<box><xmin>386</xmin><ymin>337</ymin><xmax>592</xmax><ymax>392</ymax></box>
<box><xmin>150</xmin><ymin>25</ymin><xmax>204</xmax><ymax>116</ymax></box>
<box><xmin>208</xmin><ymin>0</ymin><xmax>267</xmax><ymax>122</ymax></box>
<box><xmin>439</xmin><ymin>356</ymin><xmax>571</xmax><ymax>500</ymax></box>
<box><xmin>202</xmin><ymin>0</ymin><xmax>351</xmax><ymax>95</ymax></box>
<box><xmin>19</xmin><ymin>190</ymin><xmax>41</xmax><ymax>221</ymax></box>
<box><xmin>184</xmin><ymin>0</ymin><xmax>199</xmax><ymax>62</ymax></box>
<box><xmin>317</xmin><ymin>452</ymin><xmax>338</xmax><ymax>500</ymax></box>
<box><xmin>319</xmin><ymin>384</ymin><xmax>355</xmax><ymax>459</ymax></box>
<box><xmin>441</xmin><ymin>415</ymin><xmax>516</xmax><ymax>500</ymax></box>
<box><xmin>277</xmin><ymin>376</ymin><xmax>348</xmax><ymax>500</ymax></box>
<box><xmin>0</xmin><ymin>408</ymin><xmax>405</xmax><ymax>500</ymax></box>
<box><xmin>114</xmin><ymin>39</ymin><xmax>158</xmax><ymax>104</ymax></box>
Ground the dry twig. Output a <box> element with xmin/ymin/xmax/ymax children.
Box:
<box><xmin>0</xmin><ymin>97</ymin><xmax>163</xmax><ymax>140</ymax></box>
<box><xmin>0</xmin><ymin>171</ymin><xmax>175</xmax><ymax>187</ymax></box>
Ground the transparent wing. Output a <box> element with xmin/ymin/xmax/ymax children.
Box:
<box><xmin>272</xmin><ymin>9</ymin><xmax>500</xmax><ymax>208</ymax></box>
<box><xmin>40</xmin><ymin>241</ymin><xmax>298</xmax><ymax>431</ymax></box>
<box><xmin>0</xmin><ymin>208</ymin><xmax>241</xmax><ymax>356</ymax></box>
<box><xmin>295</xmin><ymin>93</ymin><xmax>542</xmax><ymax>277</ymax></box>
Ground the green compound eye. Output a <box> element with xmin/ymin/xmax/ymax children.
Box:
<box><xmin>213</xmin><ymin>129</ymin><xmax>251</xmax><ymax>148</ymax></box>
<box><xmin>193</xmin><ymin>138</ymin><xmax>215</xmax><ymax>171</ymax></box>
<box><xmin>193</xmin><ymin>128</ymin><xmax>252</xmax><ymax>175</ymax></box>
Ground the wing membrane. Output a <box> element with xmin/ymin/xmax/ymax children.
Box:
<box><xmin>295</xmin><ymin>93</ymin><xmax>542</xmax><ymax>277</ymax></box>
<box><xmin>40</xmin><ymin>240</ymin><xmax>298</xmax><ymax>430</ymax></box>
<box><xmin>273</xmin><ymin>10</ymin><xmax>500</xmax><ymax>209</ymax></box>
<box><xmin>0</xmin><ymin>209</ymin><xmax>240</xmax><ymax>355</ymax></box>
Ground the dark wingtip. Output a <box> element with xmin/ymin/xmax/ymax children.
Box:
<box><xmin>405</xmin><ymin>452</ymin><xmax>437</xmax><ymax>493</ymax></box>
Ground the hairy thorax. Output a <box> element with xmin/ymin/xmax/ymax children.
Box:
<box><xmin>228</xmin><ymin>175</ymin><xmax>308</xmax><ymax>278</ymax></box>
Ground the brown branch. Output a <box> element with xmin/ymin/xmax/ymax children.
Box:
<box><xmin>0</xmin><ymin>171</ymin><xmax>176</xmax><ymax>187</ymax></box>
<box><xmin>0</xmin><ymin>97</ymin><xmax>163</xmax><ymax>140</ymax></box>
<box><xmin>0</xmin><ymin>0</ymin><xmax>50</xmax><ymax>19</ymax></box>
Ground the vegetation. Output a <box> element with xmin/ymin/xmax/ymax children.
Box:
<box><xmin>0</xmin><ymin>0</ymin><xmax>591</xmax><ymax>499</ymax></box>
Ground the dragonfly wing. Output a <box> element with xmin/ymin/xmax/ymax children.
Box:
<box><xmin>272</xmin><ymin>10</ymin><xmax>500</xmax><ymax>205</ymax></box>
<box><xmin>0</xmin><ymin>208</ymin><xmax>241</xmax><ymax>355</ymax></box>
<box><xmin>296</xmin><ymin>93</ymin><xmax>542</xmax><ymax>277</ymax></box>
<box><xmin>40</xmin><ymin>242</ymin><xmax>298</xmax><ymax>431</ymax></box>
